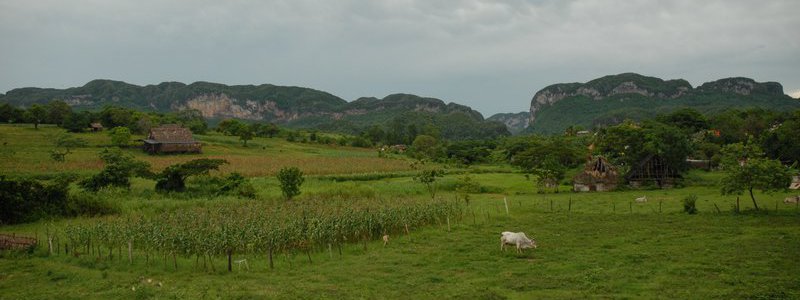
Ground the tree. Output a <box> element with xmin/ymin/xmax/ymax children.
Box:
<box><xmin>656</xmin><ymin>108</ymin><xmax>708</xmax><ymax>134</ymax></box>
<box><xmin>217</xmin><ymin>119</ymin><xmax>245</xmax><ymax>136</ymax></box>
<box><xmin>511</xmin><ymin>136</ymin><xmax>585</xmax><ymax>193</ymax></box>
<box><xmin>411</xmin><ymin>135</ymin><xmax>443</xmax><ymax>160</ymax></box>
<box><xmin>62</xmin><ymin>111</ymin><xmax>92</xmax><ymax>133</ymax></box>
<box><xmin>761</xmin><ymin>111</ymin><xmax>800</xmax><ymax>165</ymax></box>
<box><xmin>79</xmin><ymin>148</ymin><xmax>152</xmax><ymax>191</ymax></box>
<box><xmin>0</xmin><ymin>103</ymin><xmax>15</xmax><ymax>123</ymax></box>
<box><xmin>238</xmin><ymin>126</ymin><xmax>254</xmax><ymax>146</ymax></box>
<box><xmin>25</xmin><ymin>104</ymin><xmax>48</xmax><ymax>129</ymax></box>
<box><xmin>596</xmin><ymin>120</ymin><xmax>692</xmax><ymax>178</ymax></box>
<box><xmin>411</xmin><ymin>160</ymin><xmax>444</xmax><ymax>199</ymax></box>
<box><xmin>257</xmin><ymin>123</ymin><xmax>280</xmax><ymax>138</ymax></box>
<box><xmin>99</xmin><ymin>106</ymin><xmax>136</xmax><ymax>129</ymax></box>
<box><xmin>47</xmin><ymin>100</ymin><xmax>73</xmax><ymax>126</ymax></box>
<box><xmin>720</xmin><ymin>141</ymin><xmax>793</xmax><ymax>210</ymax></box>
<box><xmin>174</xmin><ymin>109</ymin><xmax>208</xmax><ymax>134</ymax></box>
<box><xmin>50</xmin><ymin>134</ymin><xmax>88</xmax><ymax>162</ymax></box>
<box><xmin>108</xmin><ymin>126</ymin><xmax>132</xmax><ymax>147</ymax></box>
<box><xmin>155</xmin><ymin>159</ymin><xmax>228</xmax><ymax>192</ymax></box>
<box><xmin>277</xmin><ymin>166</ymin><xmax>304</xmax><ymax>200</ymax></box>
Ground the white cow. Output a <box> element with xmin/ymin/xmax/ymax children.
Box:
<box><xmin>635</xmin><ymin>196</ymin><xmax>647</xmax><ymax>203</ymax></box>
<box><xmin>784</xmin><ymin>196</ymin><xmax>799</xmax><ymax>204</ymax></box>
<box><xmin>500</xmin><ymin>231</ymin><xmax>537</xmax><ymax>254</ymax></box>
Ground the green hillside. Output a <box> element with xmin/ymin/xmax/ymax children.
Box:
<box><xmin>527</xmin><ymin>73</ymin><xmax>800</xmax><ymax>134</ymax></box>
<box><xmin>0</xmin><ymin>81</ymin><xmax>508</xmax><ymax>140</ymax></box>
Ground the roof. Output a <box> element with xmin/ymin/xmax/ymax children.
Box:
<box><xmin>90</xmin><ymin>122</ymin><xmax>103</xmax><ymax>128</ymax></box>
<box><xmin>147</xmin><ymin>124</ymin><xmax>196</xmax><ymax>143</ymax></box>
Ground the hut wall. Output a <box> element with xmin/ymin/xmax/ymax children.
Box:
<box><xmin>573</xmin><ymin>183</ymin><xmax>591</xmax><ymax>192</ymax></box>
<box><xmin>159</xmin><ymin>143</ymin><xmax>201</xmax><ymax>153</ymax></box>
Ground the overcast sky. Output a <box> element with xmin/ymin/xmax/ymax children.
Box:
<box><xmin>1</xmin><ymin>0</ymin><xmax>798</xmax><ymax>116</ymax></box>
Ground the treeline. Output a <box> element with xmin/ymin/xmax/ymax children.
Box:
<box><xmin>413</xmin><ymin>107</ymin><xmax>799</xmax><ymax>192</ymax></box>
<box><xmin>0</xmin><ymin>101</ymin><xmax>208</xmax><ymax>134</ymax></box>
<box><xmin>313</xmin><ymin>111</ymin><xmax>510</xmax><ymax>145</ymax></box>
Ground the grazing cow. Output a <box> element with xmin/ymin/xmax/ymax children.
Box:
<box><xmin>784</xmin><ymin>196</ymin><xmax>799</xmax><ymax>204</ymax></box>
<box><xmin>500</xmin><ymin>231</ymin><xmax>537</xmax><ymax>254</ymax></box>
<box><xmin>635</xmin><ymin>196</ymin><xmax>647</xmax><ymax>203</ymax></box>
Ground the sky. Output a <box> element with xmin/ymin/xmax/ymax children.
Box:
<box><xmin>1</xmin><ymin>0</ymin><xmax>798</xmax><ymax>116</ymax></box>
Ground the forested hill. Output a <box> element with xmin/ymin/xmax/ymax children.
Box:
<box><xmin>0</xmin><ymin>80</ymin><xmax>509</xmax><ymax>140</ymax></box>
<box><xmin>527</xmin><ymin>73</ymin><xmax>800</xmax><ymax>134</ymax></box>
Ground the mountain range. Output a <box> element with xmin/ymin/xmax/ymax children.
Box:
<box><xmin>524</xmin><ymin>73</ymin><xmax>799</xmax><ymax>134</ymax></box>
<box><xmin>2</xmin><ymin>73</ymin><xmax>798</xmax><ymax>137</ymax></box>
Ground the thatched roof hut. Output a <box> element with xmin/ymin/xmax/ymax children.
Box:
<box><xmin>573</xmin><ymin>156</ymin><xmax>618</xmax><ymax>192</ymax></box>
<box><xmin>142</xmin><ymin>124</ymin><xmax>201</xmax><ymax>154</ymax></box>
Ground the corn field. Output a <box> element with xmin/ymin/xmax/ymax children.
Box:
<box><xmin>55</xmin><ymin>198</ymin><xmax>463</xmax><ymax>271</ymax></box>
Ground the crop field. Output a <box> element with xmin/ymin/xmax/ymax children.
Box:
<box><xmin>0</xmin><ymin>125</ymin><xmax>413</xmax><ymax>177</ymax></box>
<box><xmin>1</xmin><ymin>124</ymin><xmax>799</xmax><ymax>299</ymax></box>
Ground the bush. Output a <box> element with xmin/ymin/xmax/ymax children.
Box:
<box><xmin>181</xmin><ymin>172</ymin><xmax>257</xmax><ymax>199</ymax></box>
<box><xmin>80</xmin><ymin>148</ymin><xmax>151</xmax><ymax>191</ymax></box>
<box><xmin>0</xmin><ymin>176</ymin><xmax>117</xmax><ymax>224</ymax></box>
<box><xmin>155</xmin><ymin>159</ymin><xmax>228</xmax><ymax>192</ymax></box>
<box><xmin>67</xmin><ymin>191</ymin><xmax>119</xmax><ymax>217</ymax></box>
<box><xmin>219</xmin><ymin>172</ymin><xmax>256</xmax><ymax>199</ymax></box>
<box><xmin>277</xmin><ymin>167</ymin><xmax>304</xmax><ymax>200</ymax></box>
<box><xmin>683</xmin><ymin>195</ymin><xmax>698</xmax><ymax>214</ymax></box>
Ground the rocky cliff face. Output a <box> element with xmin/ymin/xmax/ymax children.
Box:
<box><xmin>487</xmin><ymin>112</ymin><xmax>529</xmax><ymax>134</ymax></box>
<box><xmin>529</xmin><ymin>73</ymin><xmax>692</xmax><ymax>123</ymax></box>
<box><xmin>524</xmin><ymin>73</ymin><xmax>797</xmax><ymax>134</ymax></box>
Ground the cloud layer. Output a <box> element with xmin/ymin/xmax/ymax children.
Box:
<box><xmin>1</xmin><ymin>0</ymin><xmax>798</xmax><ymax>114</ymax></box>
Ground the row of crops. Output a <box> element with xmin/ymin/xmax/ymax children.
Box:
<box><xmin>51</xmin><ymin>198</ymin><xmax>464</xmax><ymax>271</ymax></box>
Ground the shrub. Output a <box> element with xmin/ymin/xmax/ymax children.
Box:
<box><xmin>0</xmin><ymin>176</ymin><xmax>70</xmax><ymax>224</ymax></box>
<box><xmin>277</xmin><ymin>166</ymin><xmax>304</xmax><ymax>200</ymax></box>
<box><xmin>683</xmin><ymin>195</ymin><xmax>698</xmax><ymax>214</ymax></box>
<box><xmin>66</xmin><ymin>191</ymin><xmax>119</xmax><ymax>217</ymax></box>
<box><xmin>219</xmin><ymin>172</ymin><xmax>256</xmax><ymax>199</ymax></box>
<box><xmin>79</xmin><ymin>148</ymin><xmax>151</xmax><ymax>191</ymax></box>
<box><xmin>155</xmin><ymin>159</ymin><xmax>228</xmax><ymax>192</ymax></box>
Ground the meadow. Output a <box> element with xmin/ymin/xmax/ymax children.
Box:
<box><xmin>1</xmin><ymin>124</ymin><xmax>799</xmax><ymax>299</ymax></box>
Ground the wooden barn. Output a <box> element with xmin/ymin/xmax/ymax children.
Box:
<box><xmin>627</xmin><ymin>154</ymin><xmax>680</xmax><ymax>188</ymax></box>
<box><xmin>142</xmin><ymin>124</ymin><xmax>201</xmax><ymax>154</ymax></box>
<box><xmin>573</xmin><ymin>156</ymin><xmax>619</xmax><ymax>192</ymax></box>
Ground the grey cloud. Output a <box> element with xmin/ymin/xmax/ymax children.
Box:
<box><xmin>1</xmin><ymin>0</ymin><xmax>798</xmax><ymax>115</ymax></box>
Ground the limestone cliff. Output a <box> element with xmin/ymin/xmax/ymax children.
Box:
<box><xmin>529</xmin><ymin>73</ymin><xmax>691</xmax><ymax>123</ymax></box>
<box><xmin>487</xmin><ymin>112</ymin><xmax>529</xmax><ymax>134</ymax></box>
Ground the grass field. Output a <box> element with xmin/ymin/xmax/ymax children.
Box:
<box><xmin>1</xmin><ymin>124</ymin><xmax>799</xmax><ymax>299</ymax></box>
<box><xmin>0</xmin><ymin>125</ymin><xmax>413</xmax><ymax>177</ymax></box>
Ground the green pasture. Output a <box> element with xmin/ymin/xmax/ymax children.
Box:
<box><xmin>1</xmin><ymin>124</ymin><xmax>799</xmax><ymax>299</ymax></box>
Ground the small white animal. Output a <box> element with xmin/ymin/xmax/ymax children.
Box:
<box><xmin>500</xmin><ymin>231</ymin><xmax>537</xmax><ymax>254</ymax></box>
<box><xmin>635</xmin><ymin>196</ymin><xmax>648</xmax><ymax>203</ymax></box>
<box><xmin>382</xmin><ymin>234</ymin><xmax>389</xmax><ymax>246</ymax></box>
<box><xmin>784</xmin><ymin>196</ymin><xmax>799</xmax><ymax>204</ymax></box>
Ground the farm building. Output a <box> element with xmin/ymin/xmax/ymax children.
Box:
<box><xmin>627</xmin><ymin>154</ymin><xmax>680</xmax><ymax>188</ymax></box>
<box><xmin>89</xmin><ymin>122</ymin><xmax>103</xmax><ymax>132</ymax></box>
<box><xmin>573</xmin><ymin>156</ymin><xmax>619</xmax><ymax>192</ymax></box>
<box><xmin>142</xmin><ymin>124</ymin><xmax>201</xmax><ymax>154</ymax></box>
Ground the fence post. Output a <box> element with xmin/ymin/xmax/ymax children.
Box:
<box><xmin>659</xmin><ymin>200</ymin><xmax>662</xmax><ymax>213</ymax></box>
<box><xmin>568</xmin><ymin>198</ymin><xmax>572</xmax><ymax>212</ymax></box>
<box><xmin>503</xmin><ymin>197</ymin><xmax>509</xmax><ymax>216</ymax></box>
<box><xmin>736</xmin><ymin>197</ymin><xmax>740</xmax><ymax>213</ymax></box>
